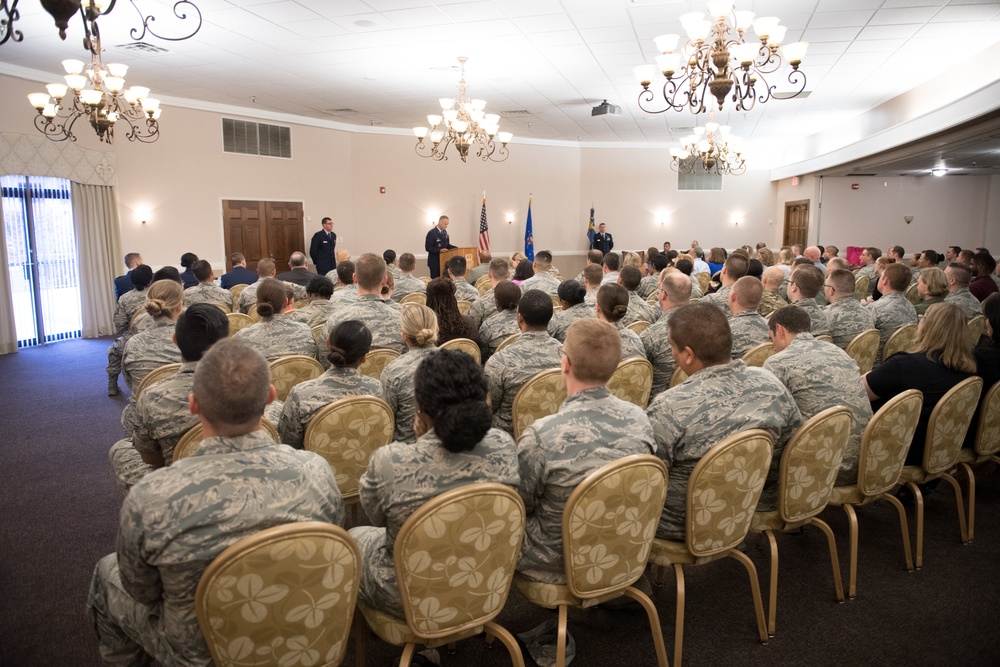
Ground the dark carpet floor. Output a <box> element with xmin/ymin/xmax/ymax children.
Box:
<box><xmin>2</xmin><ymin>338</ymin><xmax>1000</xmax><ymax>666</ymax></box>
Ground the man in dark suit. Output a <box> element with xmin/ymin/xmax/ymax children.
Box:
<box><xmin>309</xmin><ymin>217</ymin><xmax>337</xmax><ymax>276</ymax></box>
<box><xmin>219</xmin><ymin>252</ymin><xmax>258</xmax><ymax>289</ymax></box>
<box><xmin>113</xmin><ymin>252</ymin><xmax>143</xmax><ymax>301</ymax></box>
<box><xmin>276</xmin><ymin>252</ymin><xmax>318</xmax><ymax>287</ymax></box>
<box><xmin>591</xmin><ymin>223</ymin><xmax>614</xmax><ymax>255</ymax></box>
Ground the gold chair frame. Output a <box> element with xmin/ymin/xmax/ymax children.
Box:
<box><xmin>457</xmin><ymin>299</ymin><xmax>472</xmax><ymax>315</ymax></box>
<box><xmin>669</xmin><ymin>366</ymin><xmax>688</xmax><ymax>388</ymax></box>
<box><xmin>134</xmin><ymin>362</ymin><xmax>182</xmax><ymax>398</ymax></box>
<box><xmin>606</xmin><ymin>357</ymin><xmax>654</xmax><ymax>408</ymax></box>
<box><xmin>967</xmin><ymin>315</ymin><xmax>986</xmax><ymax>347</ymax></box>
<box><xmin>228</xmin><ymin>284</ymin><xmax>248</xmax><ymax>312</ymax></box>
<box><xmin>173</xmin><ymin>420</ymin><xmax>280</xmax><ymax>461</ymax></box>
<box><xmin>952</xmin><ymin>381</ymin><xmax>1000</xmax><ymax>542</ymax></box>
<box><xmin>400</xmin><ymin>292</ymin><xmax>426</xmax><ymax>305</ymax></box>
<box><xmin>226</xmin><ymin>312</ymin><xmax>254</xmax><ymax>337</ymax></box>
<box><xmin>741</xmin><ymin>341</ymin><xmax>775</xmax><ymax>367</ymax></box>
<box><xmin>627</xmin><ymin>320</ymin><xmax>651</xmax><ymax>335</ymax></box>
<box><xmin>268</xmin><ymin>355</ymin><xmax>324</xmax><ymax>402</ymax></box>
<box><xmin>882</xmin><ymin>323</ymin><xmax>917</xmax><ymax>361</ymax></box>
<box><xmin>511</xmin><ymin>368</ymin><xmax>566</xmax><ymax>440</ymax></box>
<box><xmin>438</xmin><ymin>337</ymin><xmax>482</xmax><ymax>365</ymax></box>
<box><xmin>494</xmin><ymin>332</ymin><xmax>521</xmax><ymax>353</ymax></box>
<box><xmin>358</xmin><ymin>348</ymin><xmax>401</xmax><ymax>380</ymax></box>
<box><xmin>845</xmin><ymin>328</ymin><xmax>879</xmax><ymax>375</ymax></box>
<box><xmin>854</xmin><ymin>274</ymin><xmax>869</xmax><ymax>301</ymax></box>
<box><xmin>311</xmin><ymin>323</ymin><xmax>326</xmax><ymax>349</ymax></box>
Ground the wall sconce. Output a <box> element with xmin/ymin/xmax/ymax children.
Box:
<box><xmin>506</xmin><ymin>213</ymin><xmax>514</xmax><ymax>225</ymax></box>
<box><xmin>655</xmin><ymin>211</ymin><xmax>670</xmax><ymax>226</ymax></box>
<box><xmin>904</xmin><ymin>215</ymin><xmax>913</xmax><ymax>224</ymax></box>
<box><xmin>731</xmin><ymin>212</ymin><xmax>744</xmax><ymax>227</ymax></box>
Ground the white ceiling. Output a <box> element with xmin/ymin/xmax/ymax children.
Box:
<box><xmin>3</xmin><ymin>0</ymin><xmax>1000</xmax><ymax>163</ymax></box>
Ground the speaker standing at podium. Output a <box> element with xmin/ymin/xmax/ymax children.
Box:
<box><xmin>425</xmin><ymin>215</ymin><xmax>456</xmax><ymax>278</ymax></box>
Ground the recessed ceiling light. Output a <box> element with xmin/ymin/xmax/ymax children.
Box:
<box><xmin>931</xmin><ymin>168</ymin><xmax>948</xmax><ymax>177</ymax></box>
<box><xmin>354</xmin><ymin>20</ymin><xmax>376</xmax><ymax>28</ymax></box>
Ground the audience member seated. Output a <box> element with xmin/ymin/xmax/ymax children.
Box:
<box><xmin>867</xmin><ymin>262</ymin><xmax>918</xmax><ymax>365</ymax></box>
<box><xmin>235</xmin><ymin>278</ymin><xmax>319</xmax><ymax>362</ymax></box>
<box><xmin>237</xmin><ymin>258</ymin><xmax>306</xmax><ymax>313</ymax></box>
<box><xmin>701</xmin><ymin>254</ymin><xmax>750</xmax><ymax>313</ymax></box>
<box><xmin>638</xmin><ymin>252</ymin><xmax>669</xmax><ymax>298</ymax></box>
<box><xmin>426</xmin><ymin>276</ymin><xmax>481</xmax><ymax>350</ymax></box>
<box><xmin>856</xmin><ymin>247</ymin><xmax>881</xmax><ymax>297</ymax></box>
<box><xmin>219</xmin><ymin>252</ymin><xmax>258</xmax><ymax>289</ymax></box>
<box><xmin>485</xmin><ymin>289</ymin><xmax>563</xmax><ymax>434</ymax></box>
<box><xmin>864</xmin><ymin>303</ymin><xmax>976</xmax><ymax>466</ymax></box>
<box><xmin>87</xmin><ymin>339</ymin><xmax>344</xmax><ymax>667</ymax></box>
<box><xmin>548</xmin><ymin>279</ymin><xmax>594</xmax><ymax>343</ymax></box>
<box><xmin>759</xmin><ymin>265</ymin><xmax>788</xmax><ymax>318</ymax></box>
<box><xmin>445</xmin><ymin>255</ymin><xmax>481</xmax><ymax>302</ymax></box>
<box><xmin>179</xmin><ymin>252</ymin><xmax>199</xmax><ymax>289</ymax></box>
<box><xmin>275</xmin><ymin>251</ymin><xmax>318</xmax><ymax>287</ymax></box>
<box><xmin>349</xmin><ymin>350</ymin><xmax>518</xmax><ymax>618</ymax></box>
<box><xmin>122</xmin><ymin>280</ymin><xmax>185</xmax><ymax>391</ymax></box>
<box><xmin>944</xmin><ymin>261</ymin><xmax>983</xmax><ymax>318</ymax></box>
<box><xmin>381</xmin><ymin>305</ymin><xmax>439</xmax><ymax>443</ymax></box>
<box><xmin>183</xmin><ymin>260</ymin><xmax>231</xmax><ymax>311</ymax></box>
<box><xmin>824</xmin><ymin>268</ymin><xmax>875</xmax><ymax>350</ymax></box>
<box><xmin>787</xmin><ymin>264</ymin><xmax>831</xmax><ymax>336</ymax></box>
<box><xmin>322</xmin><ymin>254</ymin><xmax>405</xmax><ymax>354</ymax></box>
<box><xmin>512</xmin><ymin>258</ymin><xmax>535</xmax><ymax>285</ymax></box>
<box><xmin>383</xmin><ymin>249</ymin><xmax>401</xmax><ymax>280</ymax></box>
<box><xmin>764</xmin><ymin>306</ymin><xmax>873</xmax><ymax>484</ymax></box>
<box><xmin>470</xmin><ymin>258</ymin><xmax>511</xmax><ymax>329</ymax></box>
<box><xmin>520</xmin><ymin>250</ymin><xmax>561</xmax><ymax>296</ymax></box>
<box><xmin>480</xmin><ymin>281</ymin><xmax>522</xmax><ymax>359</ymax></box>
<box><xmin>915</xmin><ymin>267</ymin><xmax>948</xmax><ymax>316</ymax></box>
<box><xmin>642</xmin><ymin>269</ymin><xmax>692</xmax><ymax>397</ymax></box>
<box><xmin>107</xmin><ymin>265</ymin><xmax>155</xmax><ymax>395</ymax></box>
<box><xmin>287</xmin><ymin>275</ymin><xmax>336</xmax><ymax>327</ymax></box>
<box><xmin>275</xmin><ymin>319</ymin><xmax>382</xmax><ymax>449</ymax></box>
<box><xmin>618</xmin><ymin>265</ymin><xmax>658</xmax><ymax>325</ymax></box>
<box><xmin>970</xmin><ymin>251</ymin><xmax>999</xmax><ymax>302</ymax></box>
<box><xmin>727</xmin><ymin>276</ymin><xmax>770</xmax><ymax>358</ymax></box>
<box><xmin>466</xmin><ymin>249</ymin><xmax>491</xmax><ymax>285</ymax></box>
<box><xmin>574</xmin><ymin>248</ymin><xmax>604</xmax><ymax>284</ymax></box>
<box><xmin>646</xmin><ymin>303</ymin><xmax>802</xmax><ymax>539</ymax></box>
<box><xmin>391</xmin><ymin>253</ymin><xmax>425</xmax><ymax>303</ymax></box>
<box><xmin>600</xmin><ymin>251</ymin><xmax>621</xmax><ymax>285</ymax></box>
<box><xmin>975</xmin><ymin>293</ymin><xmax>1000</xmax><ymax>391</ymax></box>
<box><xmin>673</xmin><ymin>257</ymin><xmax>704</xmax><ymax>298</ymax></box>
<box><xmin>109</xmin><ymin>304</ymin><xmax>229</xmax><ymax>491</ymax></box>
<box><xmin>596</xmin><ymin>283</ymin><xmax>645</xmax><ymax>360</ymax></box>
<box><xmin>114</xmin><ymin>252</ymin><xmax>143</xmax><ymax>301</ymax></box>
<box><xmin>583</xmin><ymin>263</ymin><xmax>604</xmax><ymax>305</ymax></box>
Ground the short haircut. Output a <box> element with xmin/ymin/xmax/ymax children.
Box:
<box><xmin>193</xmin><ymin>339</ymin><xmax>270</xmax><ymax>430</ymax></box>
<box><xmin>175</xmin><ymin>303</ymin><xmax>229</xmax><ymax>361</ymax></box>
<box><xmin>791</xmin><ymin>257</ymin><xmax>813</xmax><ymax>269</ymax></box>
<box><xmin>489</xmin><ymin>257</ymin><xmax>510</xmax><ymax>280</ymax></box>
<box><xmin>152</xmin><ymin>266</ymin><xmax>182</xmax><ymax>284</ymax></box>
<box><xmin>564</xmin><ymin>319</ymin><xmax>620</xmax><ymax>384</ymax></box>
<box><xmin>446</xmin><ymin>255</ymin><xmax>468</xmax><ymax>276</ymax></box>
<box><xmin>825</xmin><ymin>245</ymin><xmax>839</xmax><ymax>256</ymax></box>
<box><xmin>401</xmin><ymin>303</ymin><xmax>438</xmax><ymax>348</ymax></box>
<box><xmin>959</xmin><ymin>249</ymin><xmax>975</xmax><ymax>264</ymax></box>
<box><xmin>587</xmin><ymin>249</ymin><xmax>604</xmax><ymax>264</ymax></box>
<box><xmin>768</xmin><ymin>305</ymin><xmax>811</xmax><ymax>335</ymax></box>
<box><xmin>336</xmin><ymin>261</ymin><xmax>355</xmax><ymax>285</ymax></box>
<box><xmin>180</xmin><ymin>252</ymin><xmax>198</xmax><ymax>269</ymax></box>
<box><xmin>124</xmin><ymin>252</ymin><xmax>141</xmax><ymax>268</ymax></box>
<box><xmin>603</xmin><ymin>252</ymin><xmax>621</xmax><ymax>271</ymax></box>
<box><xmin>948</xmin><ymin>245</ymin><xmax>962</xmax><ymax>256</ymax></box>
<box><xmin>192</xmin><ymin>259</ymin><xmax>213</xmax><ymax>282</ymax></box>
<box><xmin>597</xmin><ymin>283</ymin><xmax>629</xmax><ymax>323</ymax></box>
<box><xmin>828</xmin><ymin>269</ymin><xmax>856</xmax><ymax>295</ymax></box>
<box><xmin>723</xmin><ymin>254</ymin><xmax>750</xmax><ymax>280</ymax></box>
<box><xmin>974</xmin><ymin>251</ymin><xmax>997</xmax><ymax>274</ymax></box>
<box><xmin>145</xmin><ymin>280</ymin><xmax>183</xmax><ymax>319</ymax></box>
<box><xmin>889</xmin><ymin>245</ymin><xmax>905</xmax><ymax>258</ymax></box>
<box><xmin>660</xmin><ymin>269</ymin><xmax>692</xmax><ymax>303</ymax></box>
<box><xmin>307</xmin><ymin>275</ymin><xmax>334</xmax><ymax>298</ymax></box>
<box><xmin>130</xmin><ymin>264</ymin><xmax>154</xmax><ymax>290</ymax></box>
<box><xmin>383</xmin><ymin>249</ymin><xmax>396</xmax><ymax>265</ymax></box>
<box><xmin>583</xmin><ymin>264</ymin><xmax>604</xmax><ymax>288</ymax></box>
<box><xmin>557</xmin><ymin>279</ymin><xmax>586</xmax><ymax>306</ymax></box>
<box><xmin>692</xmin><ymin>246</ymin><xmax>705</xmax><ymax>259</ymax></box>
<box><xmin>865</xmin><ymin>247</ymin><xmax>882</xmax><ymax>261</ymax></box>
<box><xmin>229</xmin><ymin>252</ymin><xmax>245</xmax><ymax>265</ymax></box>
<box><xmin>731</xmin><ymin>276</ymin><xmax>763</xmax><ymax>309</ymax></box>
<box><xmin>494</xmin><ymin>281</ymin><xmax>521</xmax><ymax>311</ymax></box>
<box><xmin>826</xmin><ymin>257</ymin><xmax>850</xmax><ymax>272</ymax></box>
<box><xmin>289</xmin><ymin>252</ymin><xmax>306</xmax><ymax>267</ymax></box>
<box><xmin>321</xmin><ymin>217</ymin><xmax>332</xmax><ymax>225</ymax></box>
<box><xmin>791</xmin><ymin>264</ymin><xmax>824</xmax><ymax>298</ymax></box>
<box><xmin>883</xmin><ymin>263</ymin><xmax>912</xmax><ymax>292</ymax></box>
<box><xmin>534</xmin><ymin>250</ymin><xmax>552</xmax><ymax>268</ymax></box>
<box><xmin>254</xmin><ymin>278</ymin><xmax>287</xmax><ymax>318</ymax></box>
<box><xmin>327</xmin><ymin>320</ymin><xmax>372</xmax><ymax>367</ymax></box>
<box><xmin>518</xmin><ymin>289</ymin><xmax>554</xmax><ymax>327</ymax></box>
<box><xmin>354</xmin><ymin>253</ymin><xmax>386</xmax><ymax>290</ymax></box>
<box><xmin>414</xmin><ymin>349</ymin><xmax>492</xmax><ymax>453</ymax></box>
<box><xmin>747</xmin><ymin>259</ymin><xmax>763</xmax><ymax>279</ymax></box>
<box><xmin>652</xmin><ymin>253</ymin><xmax>669</xmax><ymax>272</ymax></box>
<box><xmin>919</xmin><ymin>267</ymin><xmax>948</xmax><ymax>297</ymax></box>
<box><xmin>674</xmin><ymin>258</ymin><xmax>693</xmax><ymax>275</ymax></box>
<box><xmin>256</xmin><ymin>258</ymin><xmax>276</xmax><ymax>277</ymax></box>
<box><xmin>399</xmin><ymin>253</ymin><xmax>416</xmax><ymax>271</ymax></box>
<box><xmin>762</xmin><ymin>265</ymin><xmax>784</xmax><ymax>289</ymax></box>
<box><xmin>669</xmin><ymin>303</ymin><xmax>731</xmax><ymax>365</ymax></box>
<box><xmin>619</xmin><ymin>265</ymin><xmax>642</xmax><ymax>291</ymax></box>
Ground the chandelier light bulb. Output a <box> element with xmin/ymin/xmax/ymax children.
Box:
<box><xmin>497</xmin><ymin>131</ymin><xmax>512</xmax><ymax>144</ymax></box>
<box><xmin>42</xmin><ymin>104</ymin><xmax>57</xmax><ymax>118</ymax></box>
<box><xmin>707</xmin><ymin>1</ymin><xmax>733</xmax><ymax>18</ymax></box>
<box><xmin>79</xmin><ymin>89</ymin><xmax>104</xmax><ymax>106</ymax></box>
<box><xmin>768</xmin><ymin>25</ymin><xmax>787</xmax><ymax>46</ymax></box>
<box><xmin>106</xmin><ymin>63</ymin><xmax>129</xmax><ymax>78</ymax></box>
<box><xmin>27</xmin><ymin>92</ymin><xmax>50</xmax><ymax>109</ymax></box>
<box><xmin>656</xmin><ymin>53</ymin><xmax>682</xmax><ymax>75</ymax></box>
<box><xmin>734</xmin><ymin>11</ymin><xmax>755</xmax><ymax>30</ymax></box>
<box><xmin>105</xmin><ymin>76</ymin><xmax>125</xmax><ymax>93</ymax></box>
<box><xmin>62</xmin><ymin>59</ymin><xmax>85</xmax><ymax>75</ymax></box>
<box><xmin>123</xmin><ymin>89</ymin><xmax>139</xmax><ymax>104</ymax></box>
<box><xmin>65</xmin><ymin>74</ymin><xmax>87</xmax><ymax>91</ymax></box>
<box><xmin>654</xmin><ymin>34</ymin><xmax>680</xmax><ymax>53</ymax></box>
<box><xmin>414</xmin><ymin>127</ymin><xmax>428</xmax><ymax>138</ymax></box>
<box><xmin>439</xmin><ymin>98</ymin><xmax>454</xmax><ymax>110</ymax></box>
<box><xmin>141</xmin><ymin>98</ymin><xmax>160</xmax><ymax>113</ymax></box>
<box><xmin>752</xmin><ymin>16</ymin><xmax>780</xmax><ymax>40</ymax></box>
<box><xmin>633</xmin><ymin>64</ymin><xmax>656</xmax><ymax>86</ymax></box>
<box><xmin>782</xmin><ymin>42</ymin><xmax>809</xmax><ymax>65</ymax></box>
<box><xmin>427</xmin><ymin>114</ymin><xmax>442</xmax><ymax>126</ymax></box>
<box><xmin>46</xmin><ymin>83</ymin><xmax>68</xmax><ymax>99</ymax></box>
<box><xmin>129</xmin><ymin>86</ymin><xmax>150</xmax><ymax>100</ymax></box>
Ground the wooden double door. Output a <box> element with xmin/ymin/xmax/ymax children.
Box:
<box><xmin>783</xmin><ymin>200</ymin><xmax>809</xmax><ymax>248</ymax></box>
<box><xmin>222</xmin><ymin>200</ymin><xmax>304</xmax><ymax>272</ymax></box>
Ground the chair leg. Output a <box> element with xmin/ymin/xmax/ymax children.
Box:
<box><xmin>483</xmin><ymin>621</ymin><xmax>526</xmax><ymax>667</ymax></box>
<box><xmin>841</xmin><ymin>504</ymin><xmax>859</xmax><ymax>599</ymax></box>
<box><xmin>809</xmin><ymin>518</ymin><xmax>845</xmax><ymax>603</ymax></box>
<box><xmin>399</xmin><ymin>643</ymin><xmax>416</xmax><ymax>667</ymax></box>
<box><xmin>882</xmin><ymin>493</ymin><xmax>914</xmax><ymax>574</ymax></box>
<box><xmin>673</xmin><ymin>563</ymin><xmax>685</xmax><ymax>667</ymax></box>
<box><xmin>621</xmin><ymin>586</ymin><xmax>670</xmax><ymax>667</ymax></box>
<box><xmin>353</xmin><ymin>609</ymin><xmax>367</xmax><ymax>667</ymax></box>
<box><xmin>556</xmin><ymin>604</ymin><xmax>568</xmax><ymax>667</ymax></box>
<box><xmin>941</xmin><ymin>471</ymin><xmax>970</xmax><ymax>544</ymax></box>
<box><xmin>906</xmin><ymin>481</ymin><xmax>924</xmax><ymax>569</ymax></box>
<box><xmin>959</xmin><ymin>462</ymin><xmax>976</xmax><ymax>542</ymax></box>
<box><xmin>763</xmin><ymin>530</ymin><xmax>778</xmax><ymax>637</ymax></box>
<box><xmin>728</xmin><ymin>549</ymin><xmax>769</xmax><ymax>645</ymax></box>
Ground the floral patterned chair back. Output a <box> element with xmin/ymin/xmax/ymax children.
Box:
<box><xmin>439</xmin><ymin>337</ymin><xmax>481</xmax><ymax>365</ymax></box>
<box><xmin>134</xmin><ymin>362</ymin><xmax>182</xmax><ymax>398</ymax></box>
<box><xmin>195</xmin><ymin>522</ymin><xmax>361</xmax><ymax>667</ymax></box>
<box><xmin>400</xmin><ymin>292</ymin><xmax>426</xmax><ymax>305</ymax></box>
<box><xmin>606</xmin><ymin>358</ymin><xmax>653</xmax><ymax>409</ymax></box>
<box><xmin>778</xmin><ymin>407</ymin><xmax>852</xmax><ymax>523</ymax></box>
<box><xmin>357</xmin><ymin>348</ymin><xmax>400</xmax><ymax>380</ymax></box>
<box><xmin>882</xmin><ymin>323</ymin><xmax>917</xmax><ymax>360</ymax></box>
<box><xmin>475</xmin><ymin>275</ymin><xmax>491</xmax><ymax>295</ymax></box>
<box><xmin>311</xmin><ymin>324</ymin><xmax>326</xmax><ymax>349</ymax></box>
<box><xmin>457</xmin><ymin>299</ymin><xmax>472</xmax><ymax>315</ymax></box>
<box><xmin>418</xmin><ymin>276</ymin><xmax>432</xmax><ymax>285</ymax></box>
<box><xmin>512</xmin><ymin>368</ymin><xmax>566</xmax><ymax>440</ymax></box>
<box><xmin>952</xmin><ymin>381</ymin><xmax>1000</xmax><ymax>543</ymax></box>
<box><xmin>741</xmin><ymin>342</ymin><xmax>775</xmax><ymax>368</ymax></box>
<box><xmin>495</xmin><ymin>332</ymin><xmax>521</xmax><ymax>353</ymax></box>
<box><xmin>904</xmin><ymin>282</ymin><xmax>920</xmax><ymax>305</ymax></box>
<box><xmin>303</xmin><ymin>396</ymin><xmax>394</xmax><ymax>503</ymax></box>
<box><xmin>854</xmin><ymin>274</ymin><xmax>869</xmax><ymax>301</ymax></box>
<box><xmin>268</xmin><ymin>355</ymin><xmax>324</xmax><ymax>402</ymax></box>
<box><xmin>626</xmin><ymin>320</ymin><xmax>651</xmax><ymax>335</ymax></box>
<box><xmin>967</xmin><ymin>315</ymin><xmax>987</xmax><ymax>347</ymax></box>
<box><xmin>226</xmin><ymin>312</ymin><xmax>254</xmax><ymax>336</ymax></box>
<box><xmin>669</xmin><ymin>366</ymin><xmax>688</xmax><ymax>388</ymax></box>
<box><xmin>174</xmin><ymin>420</ymin><xmax>280</xmax><ymax>462</ymax></box>
<box><xmin>856</xmin><ymin>389</ymin><xmax>923</xmax><ymax>497</ymax></box>
<box><xmin>845</xmin><ymin>328</ymin><xmax>879</xmax><ymax>375</ymax></box>
<box><xmin>697</xmin><ymin>272</ymin><xmax>710</xmax><ymax>294</ymax></box>
<box><xmin>228</xmin><ymin>284</ymin><xmax>248</xmax><ymax>311</ymax></box>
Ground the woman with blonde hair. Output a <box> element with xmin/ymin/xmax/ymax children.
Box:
<box><xmin>756</xmin><ymin>247</ymin><xmax>775</xmax><ymax>267</ymax></box>
<box><xmin>595</xmin><ymin>283</ymin><xmax>645</xmax><ymax>360</ymax></box>
<box><xmin>234</xmin><ymin>277</ymin><xmax>319</xmax><ymax>362</ymax></box>
<box><xmin>121</xmin><ymin>279</ymin><xmax>184</xmax><ymax>390</ymax></box>
<box><xmin>915</xmin><ymin>267</ymin><xmax>948</xmax><ymax>315</ymax></box>
<box><xmin>381</xmin><ymin>304</ymin><xmax>439</xmax><ymax>442</ymax></box>
<box><xmin>865</xmin><ymin>302</ymin><xmax>976</xmax><ymax>466</ymax></box>
<box><xmin>777</xmin><ymin>247</ymin><xmax>794</xmax><ymax>283</ymax></box>
<box><xmin>621</xmin><ymin>251</ymin><xmax>642</xmax><ymax>270</ymax></box>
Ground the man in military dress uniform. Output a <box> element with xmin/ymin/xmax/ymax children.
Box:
<box><xmin>590</xmin><ymin>222</ymin><xmax>614</xmax><ymax>255</ymax></box>
<box><xmin>309</xmin><ymin>216</ymin><xmax>337</xmax><ymax>276</ymax></box>
<box><xmin>425</xmin><ymin>215</ymin><xmax>456</xmax><ymax>279</ymax></box>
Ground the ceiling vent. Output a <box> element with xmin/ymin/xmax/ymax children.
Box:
<box><xmin>114</xmin><ymin>42</ymin><xmax>169</xmax><ymax>55</ymax></box>
<box><xmin>499</xmin><ymin>110</ymin><xmax>533</xmax><ymax>117</ymax></box>
<box><xmin>322</xmin><ymin>109</ymin><xmax>359</xmax><ymax>116</ymax></box>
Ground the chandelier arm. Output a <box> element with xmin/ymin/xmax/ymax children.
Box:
<box><xmin>0</xmin><ymin>0</ymin><xmax>23</xmax><ymax>46</ymax></box>
<box><xmin>33</xmin><ymin>112</ymin><xmax>76</xmax><ymax>142</ymax></box>
<box><xmin>128</xmin><ymin>0</ymin><xmax>203</xmax><ymax>42</ymax></box>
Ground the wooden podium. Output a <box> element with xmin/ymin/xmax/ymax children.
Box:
<box><xmin>439</xmin><ymin>247</ymin><xmax>479</xmax><ymax>276</ymax></box>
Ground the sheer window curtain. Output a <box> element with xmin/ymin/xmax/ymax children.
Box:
<box><xmin>71</xmin><ymin>182</ymin><xmax>122</xmax><ymax>338</ymax></box>
<box><xmin>0</xmin><ymin>196</ymin><xmax>17</xmax><ymax>354</ymax></box>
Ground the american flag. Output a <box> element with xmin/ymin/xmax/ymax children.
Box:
<box><xmin>478</xmin><ymin>196</ymin><xmax>490</xmax><ymax>253</ymax></box>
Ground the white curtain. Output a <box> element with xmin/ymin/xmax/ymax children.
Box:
<box><xmin>0</xmin><ymin>195</ymin><xmax>17</xmax><ymax>354</ymax></box>
<box><xmin>71</xmin><ymin>182</ymin><xmax>121</xmax><ymax>338</ymax></box>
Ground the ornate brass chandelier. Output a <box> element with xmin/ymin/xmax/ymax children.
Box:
<box><xmin>414</xmin><ymin>57</ymin><xmax>512</xmax><ymax>163</ymax></box>
<box><xmin>633</xmin><ymin>1</ymin><xmax>808</xmax><ymax>115</ymax></box>
<box><xmin>670</xmin><ymin>115</ymin><xmax>746</xmax><ymax>176</ymax></box>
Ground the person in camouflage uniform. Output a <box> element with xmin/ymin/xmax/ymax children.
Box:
<box><xmin>391</xmin><ymin>253</ymin><xmax>426</xmax><ymax>303</ymax></box>
<box><xmin>383</xmin><ymin>249</ymin><xmax>401</xmax><ymax>280</ymax></box>
<box><xmin>485</xmin><ymin>290</ymin><xmax>563</xmax><ymax>434</ymax></box>
<box><xmin>646</xmin><ymin>303</ymin><xmax>802</xmax><ymax>539</ymax></box>
<box><xmin>469</xmin><ymin>258</ymin><xmax>510</xmax><ymax>328</ymax></box>
<box><xmin>321</xmin><ymin>254</ymin><xmax>405</xmax><ymax>354</ymax></box>
<box><xmin>445</xmin><ymin>255</ymin><xmax>482</xmax><ymax>302</ymax></box>
<box><xmin>825</xmin><ymin>268</ymin><xmax>875</xmax><ymax>349</ymax></box>
<box><xmin>596</xmin><ymin>283</ymin><xmax>646</xmax><ymax>360</ymax></box>
<box><xmin>350</xmin><ymin>350</ymin><xmax>519</xmax><ymax>618</ymax></box>
<box><xmin>107</xmin><ymin>265</ymin><xmax>155</xmax><ymax>395</ymax></box>
<box><xmin>110</xmin><ymin>304</ymin><xmax>230</xmax><ymax>492</ymax></box>
<box><xmin>519</xmin><ymin>250</ymin><xmax>562</xmax><ymax>296</ymax></box>
<box><xmin>787</xmin><ymin>264</ymin><xmax>832</xmax><ymax>337</ymax></box>
<box><xmin>286</xmin><ymin>275</ymin><xmax>336</xmax><ymax>327</ymax></box>
<box><xmin>516</xmin><ymin>318</ymin><xmax>654</xmax><ymax>583</ymax></box>
<box><xmin>764</xmin><ymin>306</ymin><xmax>873</xmax><ymax>485</ymax></box>
<box><xmin>121</xmin><ymin>281</ymin><xmax>185</xmax><ymax>391</ymax></box>
<box><xmin>867</xmin><ymin>263</ymin><xmax>918</xmax><ymax>365</ymax></box>
<box><xmin>479</xmin><ymin>281</ymin><xmax>522</xmax><ymax>359</ymax></box>
<box><xmin>548</xmin><ymin>279</ymin><xmax>594</xmax><ymax>342</ymax></box>
<box><xmin>277</xmin><ymin>320</ymin><xmax>383</xmax><ymax>449</ymax></box>
<box><xmin>235</xmin><ymin>278</ymin><xmax>321</xmax><ymax>362</ymax></box>
<box><xmin>759</xmin><ymin>266</ymin><xmax>789</xmax><ymax>318</ymax></box>
<box><xmin>642</xmin><ymin>269</ymin><xmax>692</xmax><ymax>397</ymax></box>
<box><xmin>237</xmin><ymin>258</ymin><xmax>307</xmax><ymax>313</ymax></box>
<box><xmin>637</xmin><ymin>253</ymin><xmax>669</xmax><ymax>299</ymax></box>
<box><xmin>582</xmin><ymin>263</ymin><xmax>603</xmax><ymax>306</ymax></box>
<box><xmin>701</xmin><ymin>254</ymin><xmax>750</xmax><ymax>314</ymax></box>
<box><xmin>855</xmin><ymin>247</ymin><xmax>881</xmax><ymax>298</ymax></box>
<box><xmin>619</xmin><ymin>266</ymin><xmax>659</xmax><ymax>326</ymax></box>
<box><xmin>944</xmin><ymin>262</ymin><xmax>984</xmax><ymax>319</ymax></box>
<box><xmin>380</xmin><ymin>306</ymin><xmax>439</xmax><ymax>443</ymax></box>
<box><xmin>88</xmin><ymin>339</ymin><xmax>344</xmax><ymax>667</ymax></box>
<box><xmin>330</xmin><ymin>261</ymin><xmax>360</xmax><ymax>305</ymax></box>
<box><xmin>727</xmin><ymin>276</ymin><xmax>770</xmax><ymax>358</ymax></box>
<box><xmin>182</xmin><ymin>260</ymin><xmax>231</xmax><ymax>311</ymax></box>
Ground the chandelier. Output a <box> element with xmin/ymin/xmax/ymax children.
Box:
<box><xmin>413</xmin><ymin>57</ymin><xmax>512</xmax><ymax>163</ymax></box>
<box><xmin>669</xmin><ymin>115</ymin><xmax>746</xmax><ymax>176</ymax></box>
<box><xmin>633</xmin><ymin>1</ymin><xmax>808</xmax><ymax>115</ymax></box>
